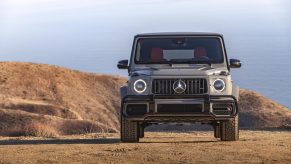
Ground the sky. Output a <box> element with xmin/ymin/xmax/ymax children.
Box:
<box><xmin>0</xmin><ymin>0</ymin><xmax>291</xmax><ymax>107</ymax></box>
<box><xmin>0</xmin><ymin>0</ymin><xmax>290</xmax><ymax>74</ymax></box>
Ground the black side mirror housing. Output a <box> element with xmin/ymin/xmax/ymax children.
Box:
<box><xmin>229</xmin><ymin>59</ymin><xmax>241</xmax><ymax>68</ymax></box>
<box><xmin>117</xmin><ymin>60</ymin><xmax>129</xmax><ymax>69</ymax></box>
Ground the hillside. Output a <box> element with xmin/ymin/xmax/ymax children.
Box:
<box><xmin>239</xmin><ymin>89</ymin><xmax>291</xmax><ymax>128</ymax></box>
<box><xmin>0</xmin><ymin>62</ymin><xmax>125</xmax><ymax>136</ymax></box>
<box><xmin>0</xmin><ymin>62</ymin><xmax>290</xmax><ymax>136</ymax></box>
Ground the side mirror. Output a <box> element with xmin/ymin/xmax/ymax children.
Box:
<box><xmin>117</xmin><ymin>60</ymin><xmax>129</xmax><ymax>69</ymax></box>
<box><xmin>229</xmin><ymin>59</ymin><xmax>241</xmax><ymax>68</ymax></box>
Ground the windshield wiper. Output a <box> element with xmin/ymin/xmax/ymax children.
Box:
<box><xmin>192</xmin><ymin>60</ymin><xmax>212</xmax><ymax>66</ymax></box>
<box><xmin>169</xmin><ymin>58</ymin><xmax>212</xmax><ymax>67</ymax></box>
<box><xmin>130</xmin><ymin>67</ymin><xmax>159</xmax><ymax>77</ymax></box>
<box><xmin>162</xmin><ymin>59</ymin><xmax>173</xmax><ymax>66</ymax></box>
<box><xmin>135</xmin><ymin>67</ymin><xmax>159</xmax><ymax>71</ymax></box>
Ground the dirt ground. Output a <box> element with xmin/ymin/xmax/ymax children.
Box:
<box><xmin>0</xmin><ymin>130</ymin><xmax>290</xmax><ymax>164</ymax></box>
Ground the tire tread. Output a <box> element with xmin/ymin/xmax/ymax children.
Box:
<box><xmin>121</xmin><ymin>116</ymin><xmax>139</xmax><ymax>142</ymax></box>
<box><xmin>220</xmin><ymin>115</ymin><xmax>239</xmax><ymax>141</ymax></box>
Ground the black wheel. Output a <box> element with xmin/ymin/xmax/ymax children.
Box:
<box><xmin>120</xmin><ymin>115</ymin><xmax>139</xmax><ymax>143</ymax></box>
<box><xmin>138</xmin><ymin>125</ymin><xmax>144</xmax><ymax>138</ymax></box>
<box><xmin>220</xmin><ymin>115</ymin><xmax>239</xmax><ymax>141</ymax></box>
<box><xmin>214</xmin><ymin>124</ymin><xmax>221</xmax><ymax>138</ymax></box>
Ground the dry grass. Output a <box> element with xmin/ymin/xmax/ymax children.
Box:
<box><xmin>60</xmin><ymin>120</ymin><xmax>116</xmax><ymax>135</ymax></box>
<box><xmin>0</xmin><ymin>62</ymin><xmax>290</xmax><ymax>137</ymax></box>
<box><xmin>0</xmin><ymin>62</ymin><xmax>124</xmax><ymax>136</ymax></box>
<box><xmin>0</xmin><ymin>131</ymin><xmax>290</xmax><ymax>163</ymax></box>
<box><xmin>239</xmin><ymin>89</ymin><xmax>291</xmax><ymax>128</ymax></box>
<box><xmin>0</xmin><ymin>126</ymin><xmax>27</xmax><ymax>137</ymax></box>
<box><xmin>0</xmin><ymin>123</ymin><xmax>59</xmax><ymax>138</ymax></box>
<box><xmin>24</xmin><ymin>123</ymin><xmax>59</xmax><ymax>138</ymax></box>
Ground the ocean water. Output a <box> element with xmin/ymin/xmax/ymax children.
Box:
<box><xmin>0</xmin><ymin>0</ymin><xmax>290</xmax><ymax>108</ymax></box>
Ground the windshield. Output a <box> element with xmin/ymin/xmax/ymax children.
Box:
<box><xmin>134</xmin><ymin>37</ymin><xmax>224</xmax><ymax>64</ymax></box>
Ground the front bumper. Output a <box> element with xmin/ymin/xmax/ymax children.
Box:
<box><xmin>121</xmin><ymin>95</ymin><xmax>238</xmax><ymax>122</ymax></box>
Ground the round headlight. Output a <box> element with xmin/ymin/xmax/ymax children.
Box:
<box><xmin>134</xmin><ymin>79</ymin><xmax>147</xmax><ymax>93</ymax></box>
<box><xmin>213</xmin><ymin>79</ymin><xmax>225</xmax><ymax>91</ymax></box>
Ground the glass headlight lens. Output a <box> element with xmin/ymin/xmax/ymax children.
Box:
<box><xmin>213</xmin><ymin>79</ymin><xmax>225</xmax><ymax>91</ymax></box>
<box><xmin>134</xmin><ymin>79</ymin><xmax>147</xmax><ymax>93</ymax></box>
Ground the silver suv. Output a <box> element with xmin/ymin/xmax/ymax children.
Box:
<box><xmin>117</xmin><ymin>32</ymin><xmax>241</xmax><ymax>142</ymax></box>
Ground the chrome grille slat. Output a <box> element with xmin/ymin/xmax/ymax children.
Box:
<box><xmin>191</xmin><ymin>80</ymin><xmax>194</xmax><ymax>94</ymax></box>
<box><xmin>162</xmin><ymin>80</ymin><xmax>164</xmax><ymax>93</ymax></box>
<box><xmin>195</xmin><ymin>80</ymin><xmax>198</xmax><ymax>94</ymax></box>
<box><xmin>165</xmin><ymin>80</ymin><xmax>168</xmax><ymax>94</ymax></box>
<box><xmin>198</xmin><ymin>79</ymin><xmax>201</xmax><ymax>93</ymax></box>
<box><xmin>187</xmin><ymin>80</ymin><xmax>190</xmax><ymax>94</ymax></box>
<box><xmin>152</xmin><ymin>78</ymin><xmax>207</xmax><ymax>95</ymax></box>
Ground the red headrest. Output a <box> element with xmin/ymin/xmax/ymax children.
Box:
<box><xmin>151</xmin><ymin>48</ymin><xmax>163</xmax><ymax>62</ymax></box>
<box><xmin>194</xmin><ymin>47</ymin><xmax>207</xmax><ymax>58</ymax></box>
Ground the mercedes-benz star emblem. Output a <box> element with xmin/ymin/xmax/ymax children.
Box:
<box><xmin>173</xmin><ymin>80</ymin><xmax>187</xmax><ymax>94</ymax></box>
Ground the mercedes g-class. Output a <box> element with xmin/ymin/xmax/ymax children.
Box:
<box><xmin>117</xmin><ymin>32</ymin><xmax>241</xmax><ymax>142</ymax></box>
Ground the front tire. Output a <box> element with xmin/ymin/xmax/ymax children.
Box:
<box><xmin>120</xmin><ymin>115</ymin><xmax>139</xmax><ymax>143</ymax></box>
<box><xmin>214</xmin><ymin>124</ymin><xmax>221</xmax><ymax>138</ymax></box>
<box><xmin>138</xmin><ymin>125</ymin><xmax>144</xmax><ymax>138</ymax></box>
<box><xmin>220</xmin><ymin>115</ymin><xmax>239</xmax><ymax>141</ymax></box>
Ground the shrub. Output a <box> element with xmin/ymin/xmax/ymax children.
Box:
<box><xmin>24</xmin><ymin>123</ymin><xmax>59</xmax><ymax>138</ymax></box>
<box><xmin>60</xmin><ymin>120</ymin><xmax>116</xmax><ymax>135</ymax></box>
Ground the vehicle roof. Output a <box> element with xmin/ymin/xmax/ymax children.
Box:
<box><xmin>135</xmin><ymin>32</ymin><xmax>223</xmax><ymax>38</ymax></box>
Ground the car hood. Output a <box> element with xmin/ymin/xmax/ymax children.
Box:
<box><xmin>130</xmin><ymin>66</ymin><xmax>228</xmax><ymax>77</ymax></box>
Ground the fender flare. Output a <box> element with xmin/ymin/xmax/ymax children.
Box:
<box><xmin>232</xmin><ymin>84</ymin><xmax>240</xmax><ymax>101</ymax></box>
<box><xmin>120</xmin><ymin>86</ymin><xmax>128</xmax><ymax>100</ymax></box>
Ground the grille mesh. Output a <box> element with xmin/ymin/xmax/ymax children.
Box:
<box><xmin>152</xmin><ymin>78</ymin><xmax>207</xmax><ymax>95</ymax></box>
<box><xmin>157</xmin><ymin>104</ymin><xmax>203</xmax><ymax>113</ymax></box>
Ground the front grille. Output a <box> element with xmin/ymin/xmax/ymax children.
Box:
<box><xmin>157</xmin><ymin>104</ymin><xmax>203</xmax><ymax>113</ymax></box>
<box><xmin>152</xmin><ymin>78</ymin><xmax>207</xmax><ymax>95</ymax></box>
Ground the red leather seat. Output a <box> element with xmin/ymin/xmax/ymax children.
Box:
<box><xmin>194</xmin><ymin>47</ymin><xmax>207</xmax><ymax>58</ymax></box>
<box><xmin>151</xmin><ymin>48</ymin><xmax>164</xmax><ymax>62</ymax></box>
